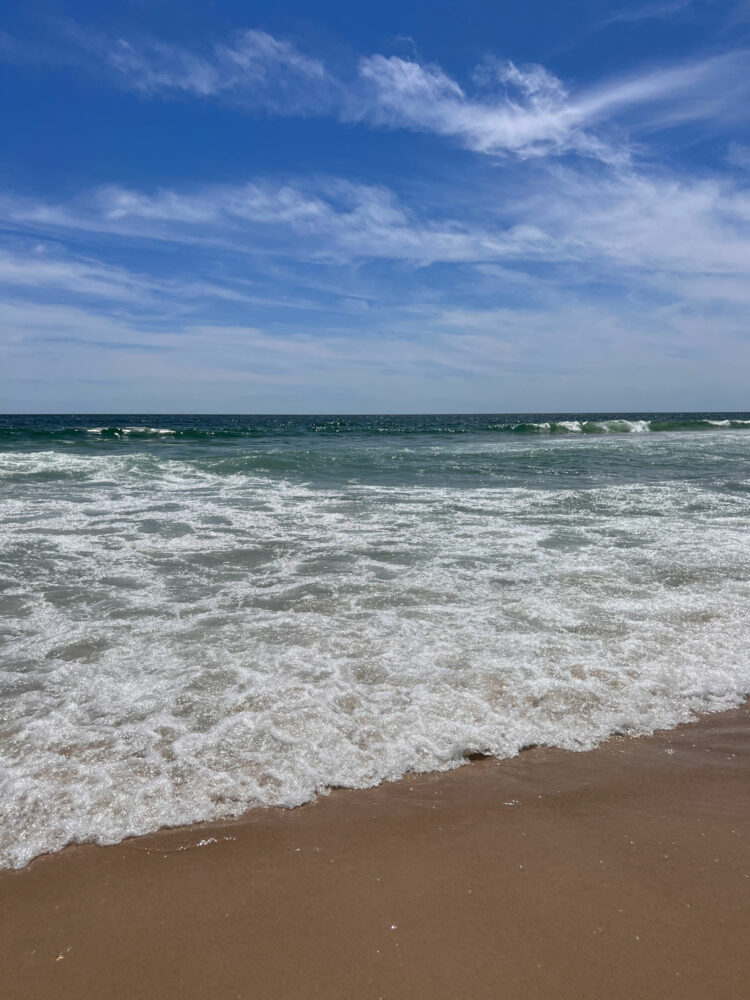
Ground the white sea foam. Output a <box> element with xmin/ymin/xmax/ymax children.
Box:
<box><xmin>121</xmin><ymin>427</ymin><xmax>176</xmax><ymax>435</ymax></box>
<box><xmin>82</xmin><ymin>426</ymin><xmax>177</xmax><ymax>436</ymax></box>
<box><xmin>598</xmin><ymin>419</ymin><xmax>651</xmax><ymax>433</ymax></box>
<box><xmin>1</xmin><ymin>432</ymin><xmax>749</xmax><ymax>869</ymax></box>
<box><xmin>525</xmin><ymin>419</ymin><xmax>651</xmax><ymax>433</ymax></box>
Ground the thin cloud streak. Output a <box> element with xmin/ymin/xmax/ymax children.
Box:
<box><xmin>2</xmin><ymin>181</ymin><xmax>551</xmax><ymax>264</ymax></box>
<box><xmin>0</xmin><ymin>248</ymin><xmax>254</xmax><ymax>307</ymax></box>
<box><xmin>600</xmin><ymin>0</ymin><xmax>695</xmax><ymax>24</ymax></box>
<box><xmin>68</xmin><ymin>25</ymin><xmax>336</xmax><ymax>113</ymax></box>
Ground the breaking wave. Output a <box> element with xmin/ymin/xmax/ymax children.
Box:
<box><xmin>1</xmin><ymin>413</ymin><xmax>750</xmax><ymax>446</ymax></box>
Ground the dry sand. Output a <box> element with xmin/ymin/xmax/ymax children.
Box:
<box><xmin>1</xmin><ymin>703</ymin><xmax>748</xmax><ymax>999</ymax></box>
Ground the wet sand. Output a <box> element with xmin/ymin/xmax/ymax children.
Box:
<box><xmin>1</xmin><ymin>704</ymin><xmax>748</xmax><ymax>1000</ymax></box>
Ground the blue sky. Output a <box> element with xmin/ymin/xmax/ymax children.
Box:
<box><xmin>2</xmin><ymin>1</ymin><xmax>750</xmax><ymax>412</ymax></box>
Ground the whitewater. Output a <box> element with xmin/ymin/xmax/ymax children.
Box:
<box><xmin>1</xmin><ymin>412</ymin><xmax>750</xmax><ymax>869</ymax></box>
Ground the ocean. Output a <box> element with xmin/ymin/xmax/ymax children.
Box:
<box><xmin>2</xmin><ymin>412</ymin><xmax>750</xmax><ymax>869</ymax></box>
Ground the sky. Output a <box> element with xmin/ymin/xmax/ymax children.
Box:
<box><xmin>1</xmin><ymin>1</ymin><xmax>750</xmax><ymax>413</ymax></box>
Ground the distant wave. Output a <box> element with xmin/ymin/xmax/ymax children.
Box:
<box><xmin>1</xmin><ymin>415</ymin><xmax>750</xmax><ymax>444</ymax></box>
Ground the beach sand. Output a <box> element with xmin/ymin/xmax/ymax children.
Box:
<box><xmin>1</xmin><ymin>703</ymin><xmax>748</xmax><ymax>999</ymax></box>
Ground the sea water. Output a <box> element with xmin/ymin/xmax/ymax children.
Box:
<box><xmin>1</xmin><ymin>413</ymin><xmax>749</xmax><ymax>869</ymax></box>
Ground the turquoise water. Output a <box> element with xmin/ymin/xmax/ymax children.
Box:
<box><xmin>2</xmin><ymin>413</ymin><xmax>750</xmax><ymax>868</ymax></box>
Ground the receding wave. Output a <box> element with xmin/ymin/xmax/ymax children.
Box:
<box><xmin>2</xmin><ymin>416</ymin><xmax>750</xmax><ymax>868</ymax></box>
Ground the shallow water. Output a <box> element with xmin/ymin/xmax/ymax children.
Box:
<box><xmin>2</xmin><ymin>412</ymin><xmax>750</xmax><ymax>868</ymax></box>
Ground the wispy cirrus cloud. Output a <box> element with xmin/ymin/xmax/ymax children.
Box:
<box><xmin>600</xmin><ymin>0</ymin><xmax>695</xmax><ymax>25</ymax></box>
<box><xmin>520</xmin><ymin>166</ymin><xmax>750</xmax><ymax>278</ymax></box>
<box><xmin>0</xmin><ymin>246</ymin><xmax>253</xmax><ymax>307</ymax></box>
<box><xmin>3</xmin><ymin>179</ymin><xmax>550</xmax><ymax>264</ymax></box>
<box><xmin>4</xmin><ymin>159</ymin><xmax>750</xmax><ymax>413</ymax></box>
<box><xmin>67</xmin><ymin>25</ymin><xmax>336</xmax><ymax>113</ymax></box>
<box><xmin>4</xmin><ymin>276</ymin><xmax>748</xmax><ymax>414</ymax></box>
<box><xmin>3</xmin><ymin>196</ymin><xmax>749</xmax><ymax>413</ymax></box>
<box><xmin>3</xmin><ymin>20</ymin><xmax>750</xmax><ymax>410</ymax></box>
<box><xmin>353</xmin><ymin>54</ymin><xmax>594</xmax><ymax>159</ymax></box>
<box><xmin>355</xmin><ymin>48</ymin><xmax>750</xmax><ymax>158</ymax></box>
<box><xmin>7</xmin><ymin>163</ymin><xmax>750</xmax><ymax>287</ymax></box>
<box><xmin>6</xmin><ymin>23</ymin><xmax>750</xmax><ymax>162</ymax></box>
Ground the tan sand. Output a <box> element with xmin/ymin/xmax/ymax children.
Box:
<box><xmin>1</xmin><ymin>703</ymin><xmax>748</xmax><ymax>999</ymax></box>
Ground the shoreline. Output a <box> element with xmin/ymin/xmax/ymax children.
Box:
<box><xmin>2</xmin><ymin>702</ymin><xmax>749</xmax><ymax>998</ymax></box>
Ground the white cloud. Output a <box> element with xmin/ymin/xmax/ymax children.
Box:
<box><xmin>0</xmin><ymin>245</ymin><xmax>255</xmax><ymax>309</ymax></box>
<box><xmin>355</xmin><ymin>55</ymin><xmax>585</xmax><ymax>158</ymax></box>
<box><xmin>3</xmin><ymin>25</ymin><xmax>750</xmax><ymax>409</ymax></box>
<box><xmin>0</xmin><ymin>250</ymin><xmax>150</xmax><ymax>301</ymax></box>
<box><xmin>521</xmin><ymin>166</ymin><xmax>750</xmax><ymax>279</ymax></box>
<box><xmin>355</xmin><ymin>49</ymin><xmax>750</xmax><ymax>160</ymax></box>
<box><xmin>5</xmin><ymin>159</ymin><xmax>750</xmax><ymax>320</ymax></box>
<box><xmin>3</xmin><ymin>180</ymin><xmax>551</xmax><ymax>265</ymax></box>
<box><xmin>105</xmin><ymin>29</ymin><xmax>326</xmax><ymax>94</ymax></box>
<box><xmin>5</xmin><ymin>146</ymin><xmax>750</xmax><ymax>307</ymax></box>
<box><xmin>11</xmin><ymin>24</ymin><xmax>748</xmax><ymax>162</ymax></box>
<box><xmin>5</xmin><ymin>280</ymin><xmax>749</xmax><ymax>414</ymax></box>
<box><xmin>65</xmin><ymin>26</ymin><xmax>335</xmax><ymax>113</ymax></box>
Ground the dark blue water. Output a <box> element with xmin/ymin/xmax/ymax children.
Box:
<box><xmin>2</xmin><ymin>411</ymin><xmax>750</xmax><ymax>444</ymax></box>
